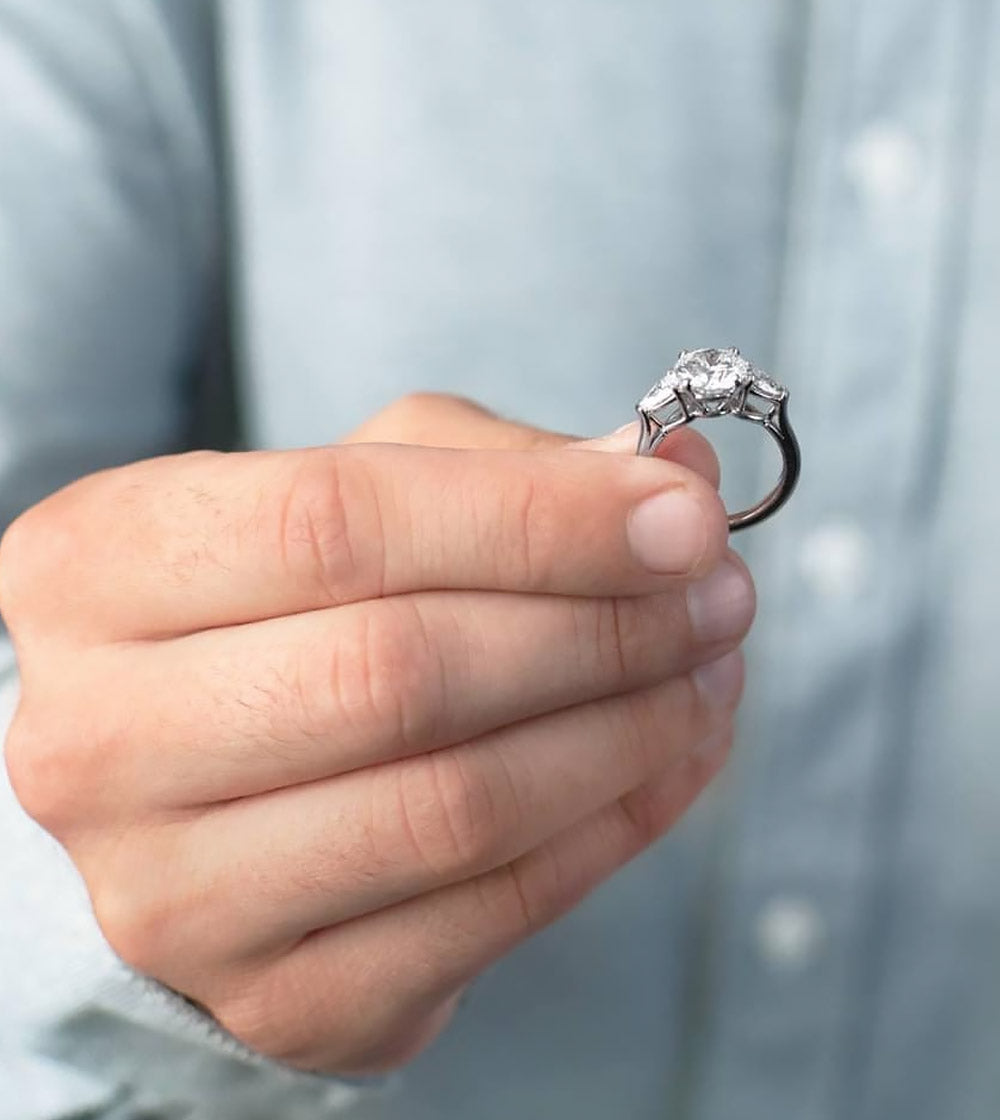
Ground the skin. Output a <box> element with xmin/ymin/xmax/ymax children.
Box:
<box><xmin>0</xmin><ymin>393</ymin><xmax>755</xmax><ymax>1074</ymax></box>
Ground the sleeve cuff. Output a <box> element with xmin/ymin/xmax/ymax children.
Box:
<box><xmin>0</xmin><ymin>641</ymin><xmax>392</xmax><ymax>1115</ymax></box>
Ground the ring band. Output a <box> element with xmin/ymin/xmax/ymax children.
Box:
<box><xmin>635</xmin><ymin>348</ymin><xmax>801</xmax><ymax>531</ymax></box>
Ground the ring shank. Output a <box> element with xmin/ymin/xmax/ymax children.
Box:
<box><xmin>636</xmin><ymin>398</ymin><xmax>800</xmax><ymax>531</ymax></box>
<box><xmin>726</xmin><ymin>417</ymin><xmax>800</xmax><ymax>530</ymax></box>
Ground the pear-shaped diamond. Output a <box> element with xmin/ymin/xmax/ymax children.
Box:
<box><xmin>750</xmin><ymin>371</ymin><xmax>786</xmax><ymax>399</ymax></box>
<box><xmin>637</xmin><ymin>374</ymin><xmax>683</xmax><ymax>412</ymax></box>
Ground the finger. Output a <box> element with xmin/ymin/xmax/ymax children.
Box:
<box><xmin>14</xmin><ymin>442</ymin><xmax>729</xmax><ymax>642</ymax></box>
<box><xmin>343</xmin><ymin>394</ymin><xmax>721</xmax><ymax>489</ymax></box>
<box><xmin>651</xmin><ymin>428</ymin><xmax>721</xmax><ymax>489</ymax></box>
<box><xmin>579</xmin><ymin>421</ymin><xmax>721</xmax><ymax>490</ymax></box>
<box><xmin>56</xmin><ymin>555</ymin><xmax>754</xmax><ymax>810</ymax></box>
<box><xmin>107</xmin><ymin>654</ymin><xmax>742</xmax><ymax>966</ymax></box>
<box><xmin>205</xmin><ymin>730</ymin><xmax>733</xmax><ymax>1073</ymax></box>
<box><xmin>341</xmin><ymin>392</ymin><xmax>575</xmax><ymax>451</ymax></box>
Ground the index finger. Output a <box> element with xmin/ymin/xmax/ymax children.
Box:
<box><xmin>4</xmin><ymin>443</ymin><xmax>728</xmax><ymax>642</ymax></box>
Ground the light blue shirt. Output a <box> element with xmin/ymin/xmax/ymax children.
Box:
<box><xmin>2</xmin><ymin>1</ymin><xmax>1000</xmax><ymax>1117</ymax></box>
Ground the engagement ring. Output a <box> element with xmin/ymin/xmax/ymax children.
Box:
<box><xmin>636</xmin><ymin>347</ymin><xmax>800</xmax><ymax>530</ymax></box>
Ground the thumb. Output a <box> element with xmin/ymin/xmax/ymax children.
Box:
<box><xmin>575</xmin><ymin>422</ymin><xmax>721</xmax><ymax>490</ymax></box>
<box><xmin>341</xmin><ymin>392</ymin><xmax>573</xmax><ymax>451</ymax></box>
<box><xmin>343</xmin><ymin>391</ymin><xmax>719</xmax><ymax>488</ymax></box>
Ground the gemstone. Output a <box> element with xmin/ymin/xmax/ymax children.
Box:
<box><xmin>678</xmin><ymin>347</ymin><xmax>753</xmax><ymax>395</ymax></box>
<box><xmin>751</xmin><ymin>371</ymin><xmax>786</xmax><ymax>399</ymax></box>
<box><xmin>637</xmin><ymin>376</ymin><xmax>683</xmax><ymax>412</ymax></box>
<box><xmin>638</xmin><ymin>347</ymin><xmax>752</xmax><ymax>412</ymax></box>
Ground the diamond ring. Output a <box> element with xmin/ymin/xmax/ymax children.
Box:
<box><xmin>635</xmin><ymin>347</ymin><xmax>800</xmax><ymax>531</ymax></box>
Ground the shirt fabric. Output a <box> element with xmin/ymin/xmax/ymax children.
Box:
<box><xmin>1</xmin><ymin>0</ymin><xmax>999</xmax><ymax>1117</ymax></box>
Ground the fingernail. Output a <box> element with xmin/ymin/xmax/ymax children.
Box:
<box><xmin>692</xmin><ymin>649</ymin><xmax>744</xmax><ymax>710</ymax></box>
<box><xmin>577</xmin><ymin>421</ymin><xmax>639</xmax><ymax>453</ymax></box>
<box><xmin>686</xmin><ymin>558</ymin><xmax>756</xmax><ymax>644</ymax></box>
<box><xmin>627</xmin><ymin>488</ymin><xmax>708</xmax><ymax>574</ymax></box>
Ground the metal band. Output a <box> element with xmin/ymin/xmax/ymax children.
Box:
<box><xmin>636</xmin><ymin>387</ymin><xmax>800</xmax><ymax>532</ymax></box>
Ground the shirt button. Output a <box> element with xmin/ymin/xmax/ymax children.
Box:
<box><xmin>798</xmin><ymin>519</ymin><xmax>873</xmax><ymax>602</ymax></box>
<box><xmin>844</xmin><ymin>122</ymin><xmax>923</xmax><ymax>206</ymax></box>
<box><xmin>754</xmin><ymin>896</ymin><xmax>825</xmax><ymax>972</ymax></box>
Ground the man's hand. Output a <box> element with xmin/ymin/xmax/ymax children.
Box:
<box><xmin>0</xmin><ymin>395</ymin><xmax>754</xmax><ymax>1074</ymax></box>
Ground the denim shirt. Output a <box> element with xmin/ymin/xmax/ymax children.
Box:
<box><xmin>2</xmin><ymin>1</ymin><xmax>999</xmax><ymax>1117</ymax></box>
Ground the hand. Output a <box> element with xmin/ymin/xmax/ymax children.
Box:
<box><xmin>0</xmin><ymin>395</ymin><xmax>754</xmax><ymax>1074</ymax></box>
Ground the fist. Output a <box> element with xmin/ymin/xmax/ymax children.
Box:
<box><xmin>1</xmin><ymin>399</ymin><xmax>754</xmax><ymax>1073</ymax></box>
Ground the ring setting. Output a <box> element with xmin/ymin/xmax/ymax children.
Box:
<box><xmin>635</xmin><ymin>347</ymin><xmax>800</xmax><ymax>530</ymax></box>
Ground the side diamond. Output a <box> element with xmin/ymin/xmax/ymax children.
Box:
<box><xmin>638</xmin><ymin>347</ymin><xmax>787</xmax><ymax>415</ymax></box>
<box><xmin>637</xmin><ymin>373</ymin><xmax>682</xmax><ymax>412</ymax></box>
<box><xmin>750</xmin><ymin>371</ymin><xmax>786</xmax><ymax>399</ymax></box>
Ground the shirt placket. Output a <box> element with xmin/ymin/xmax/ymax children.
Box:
<box><xmin>690</xmin><ymin>1</ymin><xmax>979</xmax><ymax>1117</ymax></box>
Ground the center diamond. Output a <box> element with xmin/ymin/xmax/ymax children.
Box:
<box><xmin>677</xmin><ymin>348</ymin><xmax>752</xmax><ymax>396</ymax></box>
<box><xmin>638</xmin><ymin>347</ymin><xmax>753</xmax><ymax>412</ymax></box>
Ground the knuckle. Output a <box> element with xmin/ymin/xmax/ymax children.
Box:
<box><xmin>473</xmin><ymin>471</ymin><xmax>549</xmax><ymax>589</ymax></box>
<box><xmin>503</xmin><ymin>473</ymin><xmax>546</xmax><ymax>586</ymax></box>
<box><xmin>89</xmin><ymin>833</ymin><xmax>213</xmax><ymax>981</ymax></box>
<box><xmin>614</xmin><ymin>679</ymin><xmax>698</xmax><ymax>777</ymax></box>
<box><xmin>611</xmin><ymin>689</ymin><xmax>666</xmax><ymax>774</ymax></box>
<box><xmin>91</xmin><ymin>874</ymin><xmax>174</xmax><ymax>977</ymax></box>
<box><xmin>330</xmin><ymin>599</ymin><xmax>446</xmax><ymax>753</ymax></box>
<box><xmin>4</xmin><ymin>706</ymin><xmax>82</xmax><ymax>833</ymax></box>
<box><xmin>499</xmin><ymin>858</ymin><xmax>547</xmax><ymax>934</ymax></box>
<box><xmin>0</xmin><ymin>516</ymin><xmax>32</xmax><ymax>624</ymax></box>
<box><xmin>612</xmin><ymin>669</ymin><xmax>734</xmax><ymax>797</ymax></box>
<box><xmin>617</xmin><ymin>726</ymin><xmax>734</xmax><ymax>849</ymax></box>
<box><xmin>568</xmin><ymin>594</ymin><xmax>681</xmax><ymax>688</ymax></box>
<box><xmin>481</xmin><ymin>846</ymin><xmax>565</xmax><ymax>941</ymax></box>
<box><xmin>4</xmin><ymin>667</ymin><xmax>130</xmax><ymax>832</ymax></box>
<box><xmin>381</xmin><ymin>391</ymin><xmax>470</xmax><ymax>433</ymax></box>
<box><xmin>275</xmin><ymin>449</ymin><xmax>382</xmax><ymax>604</ymax></box>
<box><xmin>393</xmin><ymin>748</ymin><xmax>509</xmax><ymax>876</ymax></box>
<box><xmin>602</xmin><ymin>597</ymin><xmax>639</xmax><ymax>680</ymax></box>
<box><xmin>0</xmin><ymin>505</ymin><xmax>66</xmax><ymax>629</ymax></box>
<box><xmin>586</xmin><ymin>596</ymin><xmax>637</xmax><ymax>682</ymax></box>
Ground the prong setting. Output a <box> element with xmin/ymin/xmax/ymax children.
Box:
<box><xmin>634</xmin><ymin>347</ymin><xmax>799</xmax><ymax>530</ymax></box>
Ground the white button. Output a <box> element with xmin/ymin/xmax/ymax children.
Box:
<box><xmin>844</xmin><ymin>122</ymin><xmax>923</xmax><ymax>206</ymax></box>
<box><xmin>754</xmin><ymin>896</ymin><xmax>825</xmax><ymax>971</ymax></box>
<box><xmin>798</xmin><ymin>520</ymin><xmax>873</xmax><ymax>602</ymax></box>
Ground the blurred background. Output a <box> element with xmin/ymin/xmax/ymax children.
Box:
<box><xmin>2</xmin><ymin>1</ymin><xmax>999</xmax><ymax>1117</ymax></box>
